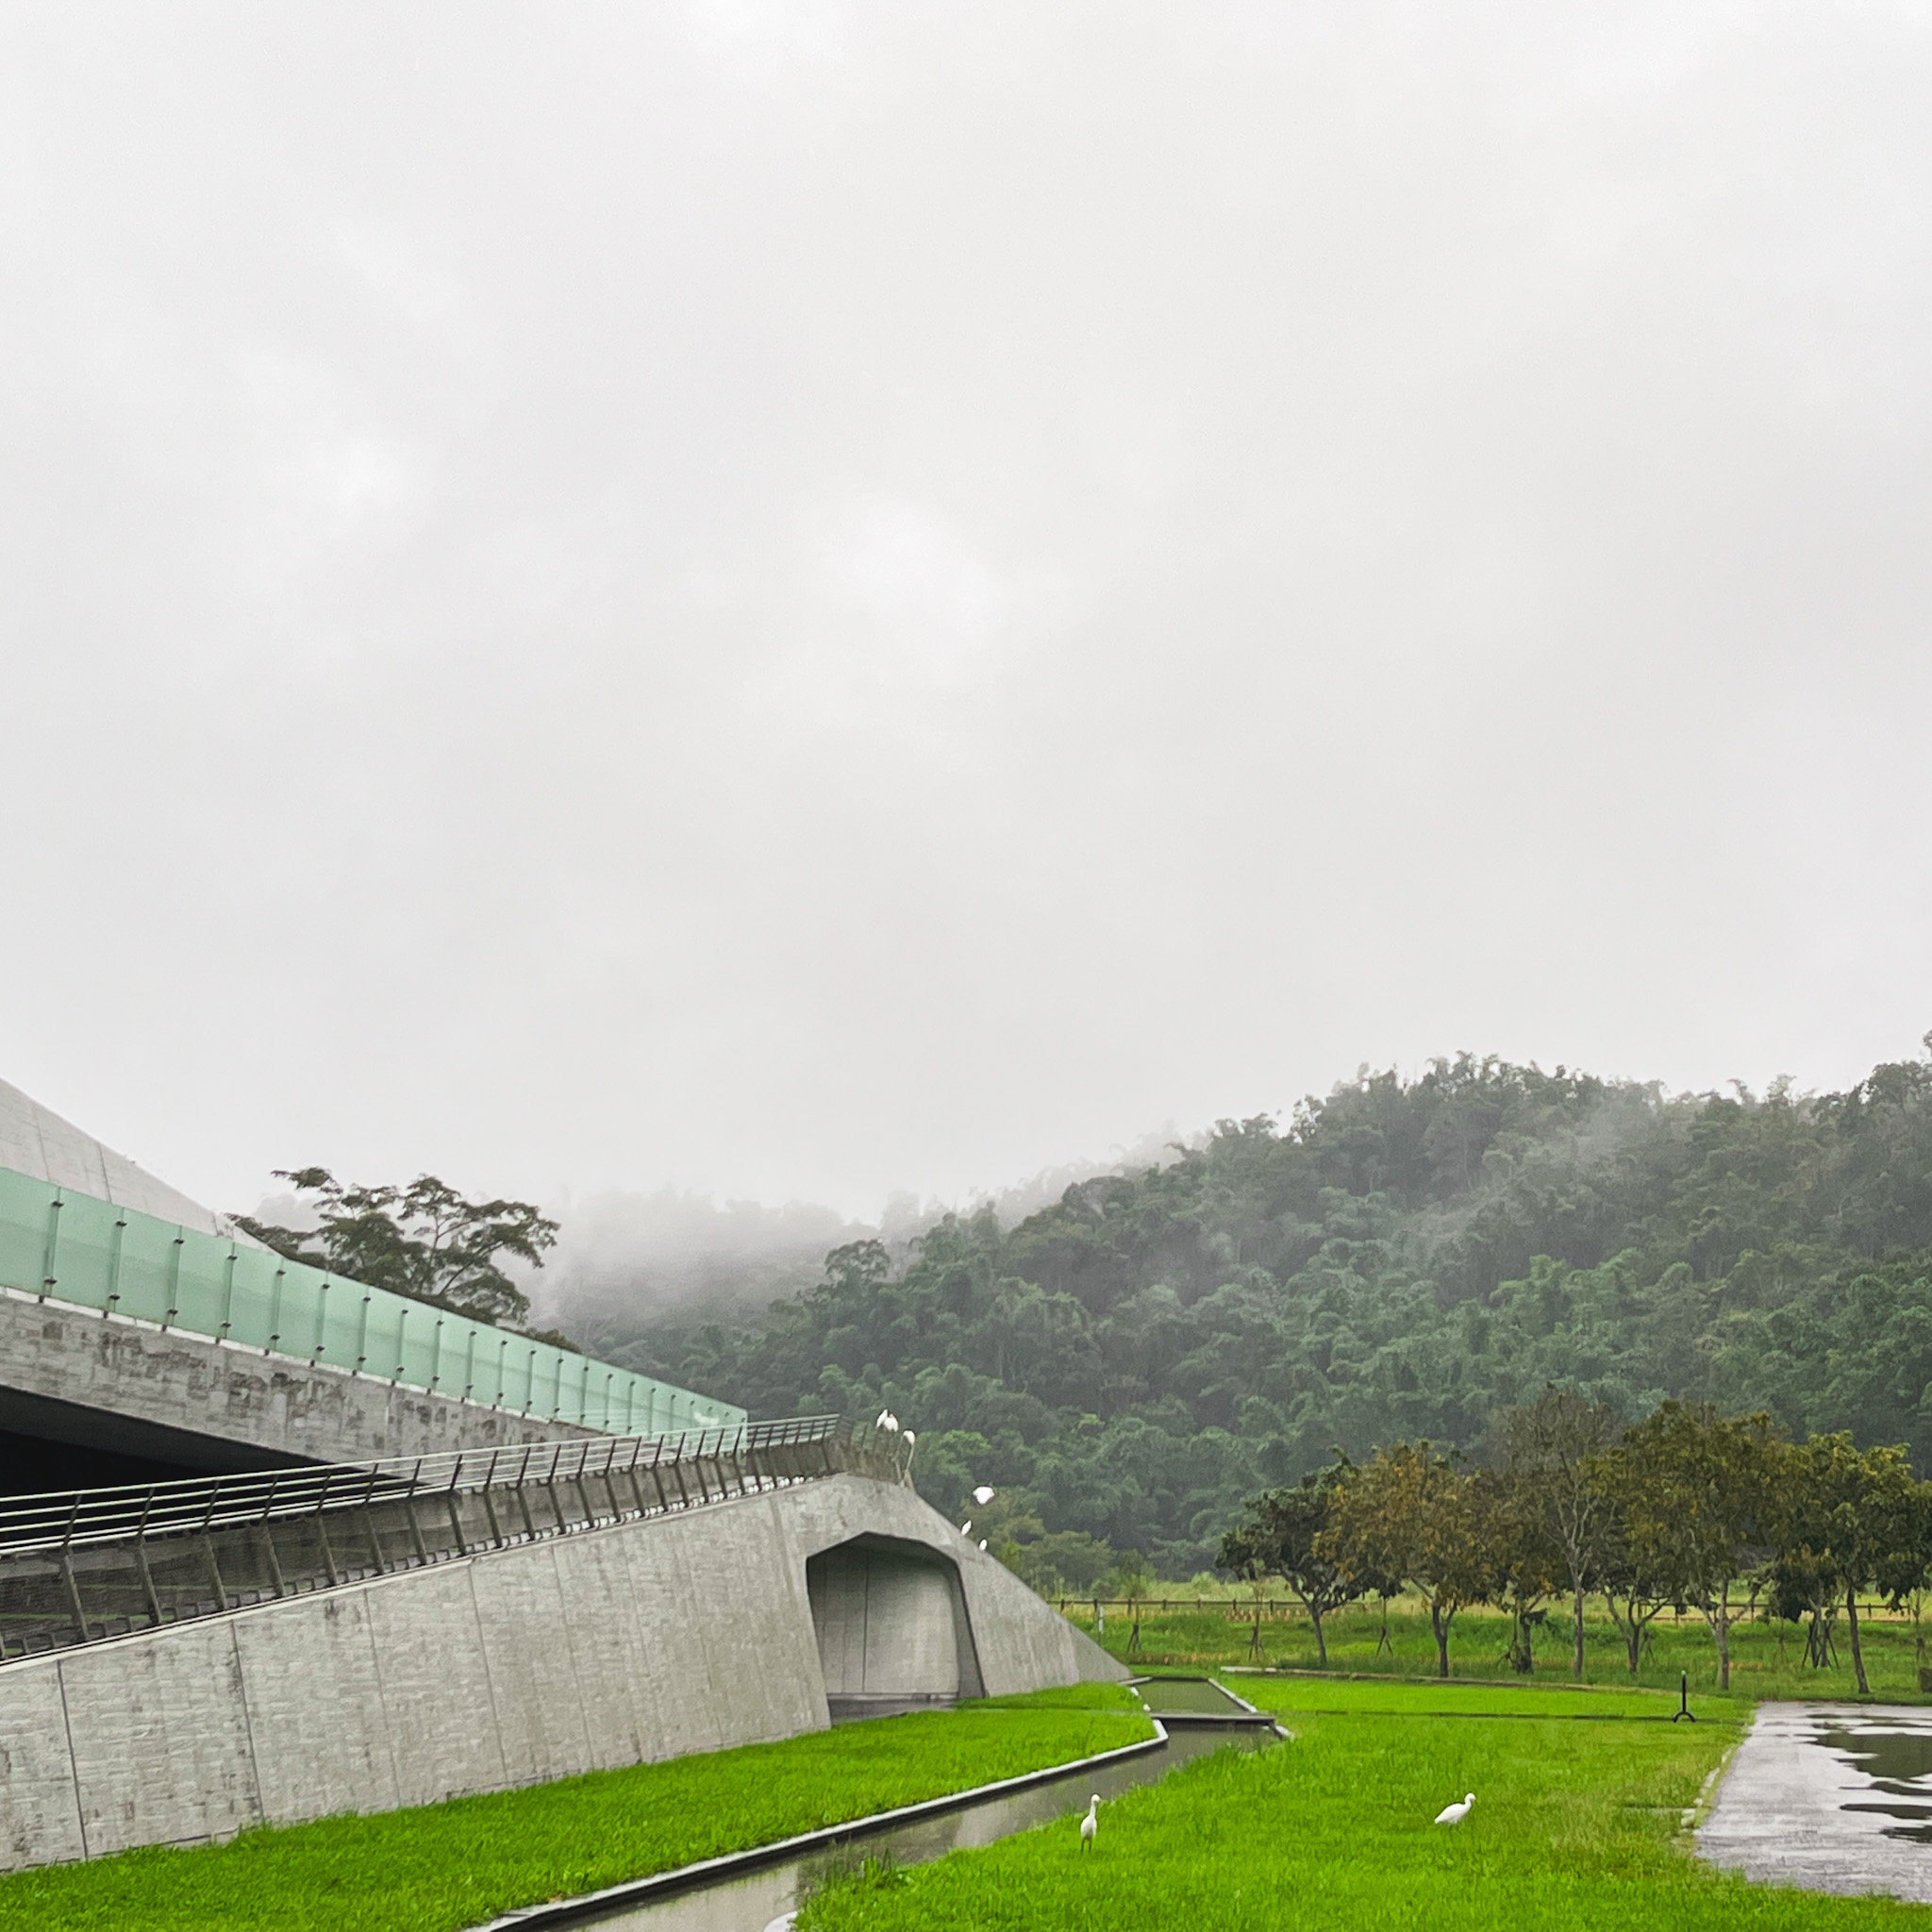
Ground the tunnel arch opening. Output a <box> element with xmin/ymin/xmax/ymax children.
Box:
<box><xmin>805</xmin><ymin>1532</ymin><xmax>986</xmax><ymax>1721</ymax></box>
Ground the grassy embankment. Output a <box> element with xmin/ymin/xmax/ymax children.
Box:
<box><xmin>1074</xmin><ymin>1595</ymin><xmax>1932</xmax><ymax>1701</ymax></box>
<box><xmin>800</xmin><ymin>1676</ymin><xmax>1932</xmax><ymax>1932</ymax></box>
<box><xmin>0</xmin><ymin>1685</ymin><xmax>1149</xmax><ymax>1932</ymax></box>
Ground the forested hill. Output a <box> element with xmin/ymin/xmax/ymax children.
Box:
<box><xmin>614</xmin><ymin>1042</ymin><xmax>1932</xmax><ymax>1578</ymax></box>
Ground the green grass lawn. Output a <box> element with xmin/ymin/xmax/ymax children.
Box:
<box><xmin>1086</xmin><ymin>1597</ymin><xmax>1932</xmax><ymax>1702</ymax></box>
<box><xmin>797</xmin><ymin>1679</ymin><xmax>1932</xmax><ymax>1932</ymax></box>
<box><xmin>0</xmin><ymin>1685</ymin><xmax>1150</xmax><ymax>1932</ymax></box>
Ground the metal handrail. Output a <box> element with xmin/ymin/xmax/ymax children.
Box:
<box><xmin>0</xmin><ymin>1414</ymin><xmax>851</xmax><ymax>1556</ymax></box>
<box><xmin>0</xmin><ymin>1415</ymin><xmax>899</xmax><ymax>1663</ymax></box>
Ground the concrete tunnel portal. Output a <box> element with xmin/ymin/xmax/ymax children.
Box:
<box><xmin>807</xmin><ymin>1532</ymin><xmax>988</xmax><ymax>1720</ymax></box>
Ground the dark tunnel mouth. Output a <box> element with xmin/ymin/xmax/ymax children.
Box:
<box><xmin>806</xmin><ymin>1531</ymin><xmax>987</xmax><ymax>1721</ymax></box>
<box><xmin>0</xmin><ymin>1384</ymin><xmax>317</xmax><ymax>1497</ymax></box>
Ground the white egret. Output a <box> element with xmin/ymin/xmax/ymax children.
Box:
<box><xmin>960</xmin><ymin>1521</ymin><xmax>973</xmax><ymax>1538</ymax></box>
<box><xmin>978</xmin><ymin>1538</ymin><xmax>988</xmax><ymax>1550</ymax></box>
<box><xmin>1434</xmin><ymin>1793</ymin><xmax>1475</xmax><ymax>1826</ymax></box>
<box><xmin>876</xmin><ymin>1409</ymin><xmax>900</xmax><ymax>1432</ymax></box>
<box><xmin>973</xmin><ymin>1485</ymin><xmax>996</xmax><ymax>1506</ymax></box>
<box><xmin>1079</xmin><ymin>1795</ymin><xmax>1100</xmax><ymax>1849</ymax></box>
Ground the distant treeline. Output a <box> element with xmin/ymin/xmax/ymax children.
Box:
<box><xmin>614</xmin><ymin>1039</ymin><xmax>1932</xmax><ymax>1575</ymax></box>
<box><xmin>1223</xmin><ymin>1389</ymin><xmax>1930</xmax><ymax>1690</ymax></box>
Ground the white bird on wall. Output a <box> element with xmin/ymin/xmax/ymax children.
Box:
<box><xmin>1079</xmin><ymin>1795</ymin><xmax>1100</xmax><ymax>1849</ymax></box>
<box><xmin>1434</xmin><ymin>1792</ymin><xmax>1475</xmax><ymax>1826</ymax></box>
<box><xmin>960</xmin><ymin>1521</ymin><xmax>973</xmax><ymax>1538</ymax></box>
<box><xmin>978</xmin><ymin>1538</ymin><xmax>988</xmax><ymax>1550</ymax></box>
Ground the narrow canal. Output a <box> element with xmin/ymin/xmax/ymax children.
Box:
<box><xmin>551</xmin><ymin>1680</ymin><xmax>1274</xmax><ymax>1932</ymax></box>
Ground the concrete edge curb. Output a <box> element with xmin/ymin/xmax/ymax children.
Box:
<box><xmin>1683</xmin><ymin>1724</ymin><xmax>1747</xmax><ymax>1839</ymax></box>
<box><xmin>471</xmin><ymin>1719</ymin><xmax>1171</xmax><ymax>1931</ymax></box>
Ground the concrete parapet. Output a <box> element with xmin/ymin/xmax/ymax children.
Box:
<box><xmin>0</xmin><ymin>1287</ymin><xmax>598</xmax><ymax>1474</ymax></box>
<box><xmin>0</xmin><ymin>1473</ymin><xmax>1122</xmax><ymax>1870</ymax></box>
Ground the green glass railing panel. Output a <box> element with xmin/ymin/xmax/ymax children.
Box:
<box><xmin>45</xmin><ymin>1192</ymin><xmax>119</xmax><ymax>1308</ymax></box>
<box><xmin>0</xmin><ymin>1170</ymin><xmax>49</xmax><ymax>1291</ymax></box>
<box><xmin>114</xmin><ymin>1214</ymin><xmax>179</xmax><ymax>1326</ymax></box>
<box><xmin>0</xmin><ymin>1165</ymin><xmax>742</xmax><ymax>1436</ymax></box>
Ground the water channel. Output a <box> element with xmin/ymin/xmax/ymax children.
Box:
<box><xmin>536</xmin><ymin>1680</ymin><xmax>1275</xmax><ymax>1932</ymax></box>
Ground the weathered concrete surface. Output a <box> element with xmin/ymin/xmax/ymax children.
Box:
<box><xmin>0</xmin><ymin>1287</ymin><xmax>596</xmax><ymax>1474</ymax></box>
<box><xmin>1699</xmin><ymin>1702</ymin><xmax>1932</xmax><ymax>1904</ymax></box>
<box><xmin>0</xmin><ymin>1077</ymin><xmax>251</xmax><ymax>1243</ymax></box>
<box><xmin>0</xmin><ymin>1473</ymin><xmax>1121</xmax><ymax>1868</ymax></box>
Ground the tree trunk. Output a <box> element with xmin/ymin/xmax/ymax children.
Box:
<box><xmin>1847</xmin><ymin>1584</ymin><xmax>1870</xmax><ymax>1695</ymax></box>
<box><xmin>1714</xmin><ymin>1584</ymin><xmax>1731</xmax><ymax>1691</ymax></box>
<box><xmin>1309</xmin><ymin>1605</ymin><xmax>1328</xmax><ymax>1668</ymax></box>
<box><xmin>1432</xmin><ymin>1600</ymin><xmax>1451</xmax><ymax>1678</ymax></box>
<box><xmin>1573</xmin><ymin>1581</ymin><xmax>1587</xmax><ymax>1679</ymax></box>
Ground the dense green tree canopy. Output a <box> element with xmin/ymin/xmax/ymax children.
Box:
<box><xmin>608</xmin><ymin>1039</ymin><xmax>1932</xmax><ymax>1574</ymax></box>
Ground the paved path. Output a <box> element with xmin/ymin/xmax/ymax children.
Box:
<box><xmin>1699</xmin><ymin>1703</ymin><xmax>1932</xmax><ymax>1904</ymax></box>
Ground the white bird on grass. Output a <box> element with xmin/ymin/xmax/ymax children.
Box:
<box><xmin>973</xmin><ymin>1485</ymin><xmax>996</xmax><ymax>1506</ymax></box>
<box><xmin>1434</xmin><ymin>1792</ymin><xmax>1475</xmax><ymax>1826</ymax></box>
<box><xmin>1079</xmin><ymin>1795</ymin><xmax>1101</xmax><ymax>1849</ymax></box>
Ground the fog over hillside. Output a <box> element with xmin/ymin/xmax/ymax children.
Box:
<box><xmin>531</xmin><ymin>1126</ymin><xmax>1188</xmax><ymax>1346</ymax></box>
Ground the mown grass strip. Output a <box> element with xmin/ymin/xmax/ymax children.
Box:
<box><xmin>0</xmin><ymin>1687</ymin><xmax>1151</xmax><ymax>1932</ymax></box>
<box><xmin>1086</xmin><ymin>1598</ymin><xmax>1932</xmax><ymax>1703</ymax></box>
<box><xmin>798</xmin><ymin>1682</ymin><xmax>1932</xmax><ymax>1932</ymax></box>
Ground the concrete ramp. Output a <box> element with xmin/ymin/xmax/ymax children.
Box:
<box><xmin>0</xmin><ymin>1459</ymin><xmax>1120</xmax><ymax>1869</ymax></box>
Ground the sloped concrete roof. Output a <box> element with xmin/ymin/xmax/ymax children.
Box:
<box><xmin>0</xmin><ymin>1076</ymin><xmax>257</xmax><ymax>1242</ymax></box>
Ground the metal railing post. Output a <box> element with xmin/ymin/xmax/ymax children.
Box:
<box><xmin>478</xmin><ymin>1451</ymin><xmax>505</xmax><ymax>1546</ymax></box>
<box><xmin>58</xmin><ymin>1497</ymin><xmax>88</xmax><ymax>1640</ymax></box>
<box><xmin>402</xmin><ymin>1459</ymin><xmax>431</xmax><ymax>1566</ymax></box>
<box><xmin>258</xmin><ymin>1477</ymin><xmax>287</xmax><ymax>1597</ymax></box>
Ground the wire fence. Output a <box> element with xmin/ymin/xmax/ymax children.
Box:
<box><xmin>0</xmin><ymin>1415</ymin><xmax>899</xmax><ymax>1662</ymax></box>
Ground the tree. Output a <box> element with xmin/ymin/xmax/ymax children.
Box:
<box><xmin>237</xmin><ymin>1169</ymin><xmax>560</xmax><ymax>1330</ymax></box>
<box><xmin>1504</xmin><ymin>1387</ymin><xmax>1622</xmax><ymax>1678</ymax></box>
<box><xmin>1595</xmin><ymin>1517</ymin><xmax>1676</xmax><ymax>1678</ymax></box>
<box><xmin>1479</xmin><ymin>1466</ymin><xmax>1561</xmax><ymax>1675</ymax></box>
<box><xmin>1322</xmin><ymin>1442</ymin><xmax>1493</xmax><ymax>1678</ymax></box>
<box><xmin>1598</xmin><ymin>1402</ymin><xmax>1781</xmax><ymax>1690</ymax></box>
<box><xmin>1218</xmin><ymin>1458</ymin><xmax>1367</xmax><ymax>1668</ymax></box>
<box><xmin>1774</xmin><ymin>1433</ymin><xmax>1923</xmax><ymax>1695</ymax></box>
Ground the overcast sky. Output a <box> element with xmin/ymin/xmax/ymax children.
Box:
<box><xmin>3</xmin><ymin>0</ymin><xmax>1929</xmax><ymax>1222</ymax></box>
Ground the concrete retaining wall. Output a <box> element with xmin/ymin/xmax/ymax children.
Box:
<box><xmin>0</xmin><ymin>1474</ymin><xmax>1121</xmax><ymax>1869</ymax></box>
<box><xmin>0</xmin><ymin>1287</ymin><xmax>597</xmax><ymax>1474</ymax></box>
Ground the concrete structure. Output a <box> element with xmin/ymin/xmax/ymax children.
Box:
<box><xmin>0</xmin><ymin>1472</ymin><xmax>1122</xmax><ymax>1868</ymax></box>
<box><xmin>0</xmin><ymin>1285</ymin><xmax>604</xmax><ymax>1479</ymax></box>
<box><xmin>0</xmin><ymin>1077</ymin><xmax>253</xmax><ymax>1243</ymax></box>
<box><xmin>0</xmin><ymin>1076</ymin><xmax>738</xmax><ymax>1485</ymax></box>
<box><xmin>0</xmin><ymin>1282</ymin><xmax>602</xmax><ymax>1475</ymax></box>
<box><xmin>1700</xmin><ymin>1701</ymin><xmax>1932</xmax><ymax>1904</ymax></box>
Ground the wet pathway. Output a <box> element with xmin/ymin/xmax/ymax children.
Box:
<box><xmin>1700</xmin><ymin>1703</ymin><xmax>1932</xmax><ymax>1903</ymax></box>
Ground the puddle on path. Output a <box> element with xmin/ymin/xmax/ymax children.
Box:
<box><xmin>1817</xmin><ymin>1724</ymin><xmax>1932</xmax><ymax>1843</ymax></box>
<box><xmin>1700</xmin><ymin>1703</ymin><xmax>1932</xmax><ymax>1902</ymax></box>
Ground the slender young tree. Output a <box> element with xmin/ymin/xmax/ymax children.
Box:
<box><xmin>1505</xmin><ymin>1387</ymin><xmax>1622</xmax><ymax>1678</ymax></box>
<box><xmin>1323</xmin><ymin>1442</ymin><xmax>1494</xmax><ymax>1678</ymax></box>
<box><xmin>1219</xmin><ymin>1457</ymin><xmax>1366</xmax><ymax>1667</ymax></box>
<box><xmin>1480</xmin><ymin>1465</ymin><xmax>1562</xmax><ymax>1674</ymax></box>
<box><xmin>1599</xmin><ymin>1402</ymin><xmax>1781</xmax><ymax>1691</ymax></box>
<box><xmin>1776</xmin><ymin>1433</ymin><xmax>1921</xmax><ymax>1696</ymax></box>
